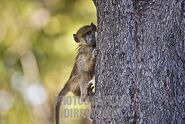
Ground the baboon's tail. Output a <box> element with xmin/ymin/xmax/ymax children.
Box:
<box><xmin>55</xmin><ymin>83</ymin><xmax>70</xmax><ymax>124</ymax></box>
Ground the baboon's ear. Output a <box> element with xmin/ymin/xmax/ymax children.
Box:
<box><xmin>73</xmin><ymin>34</ymin><xmax>79</xmax><ymax>43</ymax></box>
<box><xmin>90</xmin><ymin>23</ymin><xmax>97</xmax><ymax>31</ymax></box>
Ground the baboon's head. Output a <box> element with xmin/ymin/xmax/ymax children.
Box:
<box><xmin>73</xmin><ymin>23</ymin><xmax>96</xmax><ymax>47</ymax></box>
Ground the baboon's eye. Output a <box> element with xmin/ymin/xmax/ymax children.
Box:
<box><xmin>86</xmin><ymin>31</ymin><xmax>92</xmax><ymax>35</ymax></box>
<box><xmin>82</xmin><ymin>31</ymin><xmax>91</xmax><ymax>38</ymax></box>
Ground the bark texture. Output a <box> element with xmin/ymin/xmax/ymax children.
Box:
<box><xmin>92</xmin><ymin>0</ymin><xmax>185</xmax><ymax>124</ymax></box>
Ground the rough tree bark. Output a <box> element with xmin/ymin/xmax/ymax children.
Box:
<box><xmin>92</xmin><ymin>0</ymin><xmax>185</xmax><ymax>124</ymax></box>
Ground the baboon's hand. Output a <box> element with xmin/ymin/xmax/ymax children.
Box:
<box><xmin>92</xmin><ymin>48</ymin><xmax>97</xmax><ymax>58</ymax></box>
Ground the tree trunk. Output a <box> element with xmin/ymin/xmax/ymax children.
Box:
<box><xmin>92</xmin><ymin>0</ymin><xmax>185</xmax><ymax>123</ymax></box>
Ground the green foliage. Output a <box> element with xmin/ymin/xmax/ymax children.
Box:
<box><xmin>0</xmin><ymin>0</ymin><xmax>96</xmax><ymax>124</ymax></box>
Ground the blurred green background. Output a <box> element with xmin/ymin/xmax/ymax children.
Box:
<box><xmin>0</xmin><ymin>0</ymin><xmax>96</xmax><ymax>124</ymax></box>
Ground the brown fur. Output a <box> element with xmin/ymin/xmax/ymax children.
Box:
<box><xmin>55</xmin><ymin>23</ymin><xmax>96</xmax><ymax>124</ymax></box>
